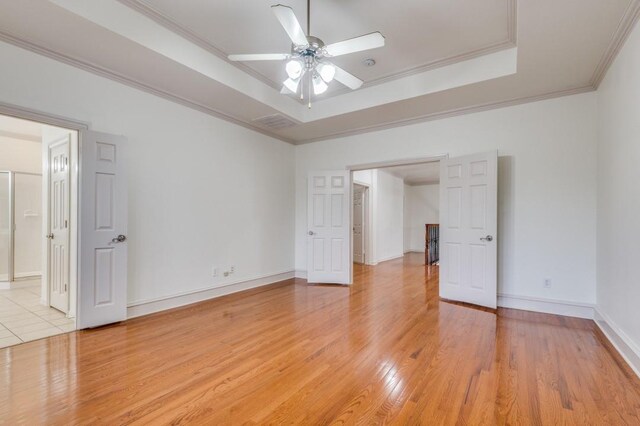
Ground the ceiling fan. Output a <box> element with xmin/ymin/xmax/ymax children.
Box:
<box><xmin>228</xmin><ymin>0</ymin><xmax>385</xmax><ymax>107</ymax></box>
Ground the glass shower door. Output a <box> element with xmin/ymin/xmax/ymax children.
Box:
<box><xmin>0</xmin><ymin>172</ymin><xmax>10</xmax><ymax>282</ymax></box>
<box><xmin>13</xmin><ymin>173</ymin><xmax>42</xmax><ymax>279</ymax></box>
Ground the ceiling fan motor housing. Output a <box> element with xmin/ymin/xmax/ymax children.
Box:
<box><xmin>293</xmin><ymin>35</ymin><xmax>327</xmax><ymax>70</ymax></box>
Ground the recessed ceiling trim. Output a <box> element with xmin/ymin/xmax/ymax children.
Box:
<box><xmin>0</xmin><ymin>30</ymin><xmax>296</xmax><ymax>144</ymax></box>
<box><xmin>50</xmin><ymin>0</ymin><xmax>304</xmax><ymax>120</ymax></box>
<box><xmin>325</xmin><ymin>39</ymin><xmax>516</xmax><ymax>99</ymax></box>
<box><xmin>48</xmin><ymin>0</ymin><xmax>521</xmax><ymax>123</ymax></box>
<box><xmin>590</xmin><ymin>0</ymin><xmax>640</xmax><ymax>88</ymax></box>
<box><xmin>117</xmin><ymin>0</ymin><xmax>282</xmax><ymax>92</ymax></box>
<box><xmin>299</xmin><ymin>85</ymin><xmax>595</xmax><ymax>144</ymax></box>
<box><xmin>123</xmin><ymin>0</ymin><xmax>518</xmax><ymax>97</ymax></box>
<box><xmin>308</xmin><ymin>47</ymin><xmax>518</xmax><ymax>121</ymax></box>
<box><xmin>0</xmin><ymin>27</ymin><xmax>593</xmax><ymax>147</ymax></box>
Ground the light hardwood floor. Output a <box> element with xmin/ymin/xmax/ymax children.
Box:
<box><xmin>1</xmin><ymin>253</ymin><xmax>640</xmax><ymax>424</ymax></box>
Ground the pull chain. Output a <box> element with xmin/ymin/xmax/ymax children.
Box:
<box><xmin>308</xmin><ymin>73</ymin><xmax>312</xmax><ymax>109</ymax></box>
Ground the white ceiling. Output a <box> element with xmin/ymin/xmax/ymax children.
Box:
<box><xmin>0</xmin><ymin>0</ymin><xmax>637</xmax><ymax>144</ymax></box>
<box><xmin>384</xmin><ymin>162</ymin><xmax>440</xmax><ymax>186</ymax></box>
<box><xmin>140</xmin><ymin>0</ymin><xmax>513</xmax><ymax>93</ymax></box>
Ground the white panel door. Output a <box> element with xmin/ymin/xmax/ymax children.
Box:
<box><xmin>77</xmin><ymin>130</ymin><xmax>127</xmax><ymax>329</ymax></box>
<box><xmin>48</xmin><ymin>137</ymin><xmax>70</xmax><ymax>313</ymax></box>
<box><xmin>439</xmin><ymin>151</ymin><xmax>497</xmax><ymax>308</ymax></box>
<box><xmin>353</xmin><ymin>184</ymin><xmax>365</xmax><ymax>264</ymax></box>
<box><xmin>307</xmin><ymin>171</ymin><xmax>350</xmax><ymax>284</ymax></box>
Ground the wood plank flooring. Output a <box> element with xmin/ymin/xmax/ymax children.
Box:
<box><xmin>1</xmin><ymin>253</ymin><xmax>640</xmax><ymax>424</ymax></box>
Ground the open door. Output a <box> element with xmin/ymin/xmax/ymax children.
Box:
<box><xmin>439</xmin><ymin>151</ymin><xmax>497</xmax><ymax>308</ymax></box>
<box><xmin>307</xmin><ymin>171</ymin><xmax>350</xmax><ymax>284</ymax></box>
<box><xmin>353</xmin><ymin>184</ymin><xmax>365</xmax><ymax>264</ymax></box>
<box><xmin>77</xmin><ymin>130</ymin><xmax>127</xmax><ymax>328</ymax></box>
<box><xmin>47</xmin><ymin>134</ymin><xmax>71</xmax><ymax>313</ymax></box>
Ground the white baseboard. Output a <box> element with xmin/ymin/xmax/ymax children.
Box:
<box><xmin>404</xmin><ymin>250</ymin><xmax>425</xmax><ymax>254</ymax></box>
<box><xmin>14</xmin><ymin>271</ymin><xmax>41</xmax><ymax>279</ymax></box>
<box><xmin>376</xmin><ymin>254</ymin><xmax>405</xmax><ymax>264</ymax></box>
<box><xmin>295</xmin><ymin>270</ymin><xmax>307</xmax><ymax>279</ymax></box>
<box><xmin>127</xmin><ymin>270</ymin><xmax>295</xmax><ymax>319</ymax></box>
<box><xmin>497</xmin><ymin>293</ymin><xmax>595</xmax><ymax>319</ymax></box>
<box><xmin>594</xmin><ymin>308</ymin><xmax>640</xmax><ymax>379</ymax></box>
<box><xmin>0</xmin><ymin>278</ymin><xmax>41</xmax><ymax>290</ymax></box>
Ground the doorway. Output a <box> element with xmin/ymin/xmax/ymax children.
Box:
<box><xmin>344</xmin><ymin>151</ymin><xmax>498</xmax><ymax>309</ymax></box>
<box><xmin>0</xmin><ymin>113</ymin><xmax>78</xmax><ymax>348</ymax></box>
<box><xmin>350</xmin><ymin>160</ymin><xmax>441</xmax><ymax>269</ymax></box>
<box><xmin>352</xmin><ymin>183</ymin><xmax>369</xmax><ymax>265</ymax></box>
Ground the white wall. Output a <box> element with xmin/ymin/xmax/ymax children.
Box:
<box><xmin>404</xmin><ymin>184</ymin><xmax>440</xmax><ymax>252</ymax></box>
<box><xmin>403</xmin><ymin>184</ymin><xmax>410</xmax><ymax>253</ymax></box>
<box><xmin>596</xmin><ymin>21</ymin><xmax>640</xmax><ymax>352</ymax></box>
<box><xmin>352</xmin><ymin>169</ymin><xmax>404</xmax><ymax>264</ymax></box>
<box><xmin>375</xmin><ymin>170</ymin><xmax>404</xmax><ymax>263</ymax></box>
<box><xmin>0</xmin><ymin>136</ymin><xmax>41</xmax><ymax>173</ymax></box>
<box><xmin>0</xmin><ymin>41</ymin><xmax>295</xmax><ymax>307</ymax></box>
<box><xmin>296</xmin><ymin>92</ymin><xmax>598</xmax><ymax>304</ymax></box>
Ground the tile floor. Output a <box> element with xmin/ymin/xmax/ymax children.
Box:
<box><xmin>0</xmin><ymin>281</ymin><xmax>75</xmax><ymax>348</ymax></box>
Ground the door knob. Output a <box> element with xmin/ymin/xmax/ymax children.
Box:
<box><xmin>480</xmin><ymin>235</ymin><xmax>493</xmax><ymax>242</ymax></box>
<box><xmin>308</xmin><ymin>231</ymin><xmax>315</xmax><ymax>236</ymax></box>
<box><xmin>46</xmin><ymin>233</ymin><xmax>54</xmax><ymax>240</ymax></box>
<box><xmin>112</xmin><ymin>234</ymin><xmax>127</xmax><ymax>243</ymax></box>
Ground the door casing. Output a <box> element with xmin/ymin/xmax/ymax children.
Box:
<box><xmin>346</xmin><ymin>155</ymin><xmax>448</xmax><ymax>283</ymax></box>
<box><xmin>2</xmin><ymin>102</ymin><xmax>87</xmax><ymax>325</ymax></box>
<box><xmin>352</xmin><ymin>184</ymin><xmax>368</xmax><ymax>264</ymax></box>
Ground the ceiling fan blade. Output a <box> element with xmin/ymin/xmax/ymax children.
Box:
<box><xmin>332</xmin><ymin>65</ymin><xmax>363</xmax><ymax>90</ymax></box>
<box><xmin>324</xmin><ymin>32</ymin><xmax>385</xmax><ymax>57</ymax></box>
<box><xmin>271</xmin><ymin>5</ymin><xmax>308</xmax><ymax>47</ymax></box>
<box><xmin>228</xmin><ymin>53</ymin><xmax>290</xmax><ymax>61</ymax></box>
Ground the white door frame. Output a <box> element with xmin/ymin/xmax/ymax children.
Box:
<box><xmin>346</xmin><ymin>155</ymin><xmax>448</xmax><ymax>279</ymax></box>
<box><xmin>1</xmin><ymin>102</ymin><xmax>88</xmax><ymax>327</ymax></box>
<box><xmin>352</xmin><ymin>182</ymin><xmax>369</xmax><ymax>265</ymax></box>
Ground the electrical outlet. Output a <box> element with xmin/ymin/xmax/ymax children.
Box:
<box><xmin>544</xmin><ymin>278</ymin><xmax>551</xmax><ymax>288</ymax></box>
<box><xmin>212</xmin><ymin>267</ymin><xmax>218</xmax><ymax>277</ymax></box>
<box><xmin>230</xmin><ymin>265</ymin><xmax>235</xmax><ymax>274</ymax></box>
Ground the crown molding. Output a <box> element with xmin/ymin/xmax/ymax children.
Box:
<box><xmin>0</xmin><ymin>29</ymin><xmax>595</xmax><ymax>147</ymax></box>
<box><xmin>590</xmin><ymin>0</ymin><xmax>640</xmax><ymax>88</ymax></box>
<box><xmin>297</xmin><ymin>85</ymin><xmax>595</xmax><ymax>144</ymax></box>
<box><xmin>124</xmin><ymin>0</ymin><xmax>517</xmax><ymax>99</ymax></box>
<box><xmin>0</xmin><ymin>30</ymin><xmax>295</xmax><ymax>145</ymax></box>
<box><xmin>3</xmin><ymin>0</ymin><xmax>624</xmax><ymax>147</ymax></box>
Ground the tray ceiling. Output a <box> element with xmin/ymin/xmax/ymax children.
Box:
<box><xmin>0</xmin><ymin>0</ymin><xmax>637</xmax><ymax>143</ymax></box>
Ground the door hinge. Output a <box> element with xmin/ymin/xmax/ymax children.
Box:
<box><xmin>64</xmin><ymin>283</ymin><xmax>68</xmax><ymax>292</ymax></box>
<box><xmin>65</xmin><ymin>220</ymin><xmax>68</xmax><ymax>228</ymax></box>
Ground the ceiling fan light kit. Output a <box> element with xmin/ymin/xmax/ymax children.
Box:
<box><xmin>228</xmin><ymin>0</ymin><xmax>385</xmax><ymax>108</ymax></box>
